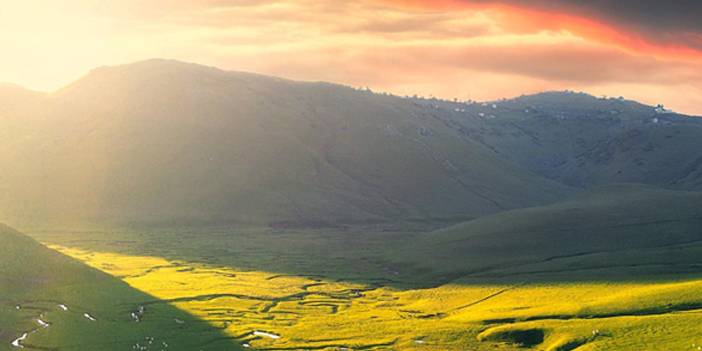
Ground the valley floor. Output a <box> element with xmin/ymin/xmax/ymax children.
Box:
<box><xmin>22</xmin><ymin>227</ymin><xmax>702</xmax><ymax>351</ymax></box>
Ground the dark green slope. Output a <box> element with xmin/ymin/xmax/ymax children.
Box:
<box><xmin>420</xmin><ymin>91</ymin><xmax>702</xmax><ymax>190</ymax></box>
<box><xmin>0</xmin><ymin>59</ymin><xmax>571</xmax><ymax>227</ymax></box>
<box><xmin>398</xmin><ymin>184</ymin><xmax>702</xmax><ymax>282</ymax></box>
<box><xmin>0</xmin><ymin>224</ymin><xmax>240</xmax><ymax>350</ymax></box>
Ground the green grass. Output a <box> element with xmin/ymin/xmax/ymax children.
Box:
<box><xmin>396</xmin><ymin>184</ymin><xmax>702</xmax><ymax>282</ymax></box>
<box><xmin>3</xmin><ymin>185</ymin><xmax>700</xmax><ymax>350</ymax></box>
<box><xmin>0</xmin><ymin>224</ymin><xmax>243</xmax><ymax>351</ymax></box>
<box><xmin>34</xmin><ymin>238</ymin><xmax>702</xmax><ymax>351</ymax></box>
<box><xmin>3</xmin><ymin>60</ymin><xmax>702</xmax><ymax>350</ymax></box>
<box><xmin>24</xmin><ymin>193</ymin><xmax>702</xmax><ymax>351</ymax></box>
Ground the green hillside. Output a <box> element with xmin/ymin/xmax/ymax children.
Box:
<box><xmin>2</xmin><ymin>60</ymin><xmax>702</xmax><ymax>350</ymax></box>
<box><xmin>0</xmin><ymin>60</ymin><xmax>570</xmax><ymax>228</ymax></box>
<box><xmin>4</xmin><ymin>61</ymin><xmax>702</xmax><ymax>229</ymax></box>
<box><xmin>398</xmin><ymin>184</ymin><xmax>702</xmax><ymax>282</ymax></box>
<box><xmin>0</xmin><ymin>224</ymin><xmax>241</xmax><ymax>350</ymax></box>
<box><xmin>22</xmin><ymin>185</ymin><xmax>702</xmax><ymax>351</ymax></box>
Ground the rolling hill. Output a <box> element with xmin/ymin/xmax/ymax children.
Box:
<box><xmin>0</xmin><ymin>59</ymin><xmax>571</xmax><ymax>228</ymax></box>
<box><xmin>3</xmin><ymin>59</ymin><xmax>702</xmax><ymax>350</ymax></box>
<box><xmin>398</xmin><ymin>184</ymin><xmax>702</xmax><ymax>282</ymax></box>
<box><xmin>0</xmin><ymin>223</ymin><xmax>242</xmax><ymax>350</ymax></box>
<box><xmin>1</xmin><ymin>59</ymin><xmax>701</xmax><ymax>232</ymax></box>
<box><xmin>22</xmin><ymin>185</ymin><xmax>702</xmax><ymax>351</ymax></box>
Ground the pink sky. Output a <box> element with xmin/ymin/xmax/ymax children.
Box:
<box><xmin>1</xmin><ymin>0</ymin><xmax>701</xmax><ymax>114</ymax></box>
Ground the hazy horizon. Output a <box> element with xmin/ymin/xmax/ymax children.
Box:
<box><xmin>2</xmin><ymin>1</ymin><xmax>702</xmax><ymax>115</ymax></box>
<box><xmin>3</xmin><ymin>57</ymin><xmax>701</xmax><ymax>119</ymax></box>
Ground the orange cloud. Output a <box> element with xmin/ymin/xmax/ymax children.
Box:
<box><xmin>0</xmin><ymin>0</ymin><xmax>701</xmax><ymax>115</ymax></box>
<box><xmin>379</xmin><ymin>0</ymin><xmax>702</xmax><ymax>61</ymax></box>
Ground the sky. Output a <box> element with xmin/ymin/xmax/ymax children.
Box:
<box><xmin>1</xmin><ymin>0</ymin><xmax>701</xmax><ymax>114</ymax></box>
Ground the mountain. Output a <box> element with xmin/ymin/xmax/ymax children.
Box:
<box><xmin>419</xmin><ymin>91</ymin><xmax>702</xmax><ymax>189</ymax></box>
<box><xmin>0</xmin><ymin>59</ymin><xmax>571</xmax><ymax>227</ymax></box>
<box><xmin>2</xmin><ymin>59</ymin><xmax>702</xmax><ymax>229</ymax></box>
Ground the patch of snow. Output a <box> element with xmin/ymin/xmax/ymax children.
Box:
<box><xmin>36</xmin><ymin>319</ymin><xmax>50</xmax><ymax>328</ymax></box>
<box><xmin>11</xmin><ymin>333</ymin><xmax>28</xmax><ymax>348</ymax></box>
<box><xmin>83</xmin><ymin>313</ymin><xmax>96</xmax><ymax>321</ymax></box>
<box><xmin>58</xmin><ymin>304</ymin><xmax>68</xmax><ymax>311</ymax></box>
<box><xmin>242</xmin><ymin>344</ymin><xmax>251</xmax><ymax>348</ymax></box>
<box><xmin>253</xmin><ymin>331</ymin><xmax>280</xmax><ymax>339</ymax></box>
<box><xmin>654</xmin><ymin>105</ymin><xmax>673</xmax><ymax>114</ymax></box>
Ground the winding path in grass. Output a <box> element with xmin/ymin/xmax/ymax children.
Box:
<box><xmin>9</xmin><ymin>303</ymin><xmax>93</xmax><ymax>349</ymax></box>
<box><xmin>10</xmin><ymin>318</ymin><xmax>50</xmax><ymax>349</ymax></box>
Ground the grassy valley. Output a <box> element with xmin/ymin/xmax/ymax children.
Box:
<box><xmin>22</xmin><ymin>185</ymin><xmax>702</xmax><ymax>351</ymax></box>
<box><xmin>1</xmin><ymin>61</ymin><xmax>702</xmax><ymax>350</ymax></box>
<box><xmin>27</xmin><ymin>188</ymin><xmax>702</xmax><ymax>351</ymax></box>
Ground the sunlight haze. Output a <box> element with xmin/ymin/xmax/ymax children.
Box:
<box><xmin>3</xmin><ymin>2</ymin><xmax>702</xmax><ymax>351</ymax></box>
<box><xmin>2</xmin><ymin>0</ymin><xmax>702</xmax><ymax>114</ymax></box>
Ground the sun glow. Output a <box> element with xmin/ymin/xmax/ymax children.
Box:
<box><xmin>1</xmin><ymin>0</ymin><xmax>701</xmax><ymax>114</ymax></box>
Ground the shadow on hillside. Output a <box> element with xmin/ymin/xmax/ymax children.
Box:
<box><xmin>26</xmin><ymin>221</ymin><xmax>702</xmax><ymax>291</ymax></box>
<box><xmin>1</xmin><ymin>228</ymin><xmax>245</xmax><ymax>351</ymax></box>
<box><xmin>20</xmin><ymin>185</ymin><xmax>702</xmax><ymax>290</ymax></box>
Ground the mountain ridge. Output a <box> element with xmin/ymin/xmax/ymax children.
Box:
<box><xmin>3</xmin><ymin>58</ymin><xmax>700</xmax><ymax>119</ymax></box>
<box><xmin>0</xmin><ymin>59</ymin><xmax>572</xmax><ymax>227</ymax></box>
<box><xmin>1</xmin><ymin>59</ymin><xmax>701</xmax><ymax>228</ymax></box>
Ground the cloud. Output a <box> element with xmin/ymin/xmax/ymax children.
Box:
<box><xmin>381</xmin><ymin>0</ymin><xmax>702</xmax><ymax>56</ymax></box>
<box><xmin>385</xmin><ymin>0</ymin><xmax>702</xmax><ymax>34</ymax></box>
<box><xmin>1</xmin><ymin>0</ymin><xmax>701</xmax><ymax>115</ymax></box>
<box><xmin>499</xmin><ymin>0</ymin><xmax>702</xmax><ymax>36</ymax></box>
<box><xmin>243</xmin><ymin>38</ymin><xmax>702</xmax><ymax>89</ymax></box>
